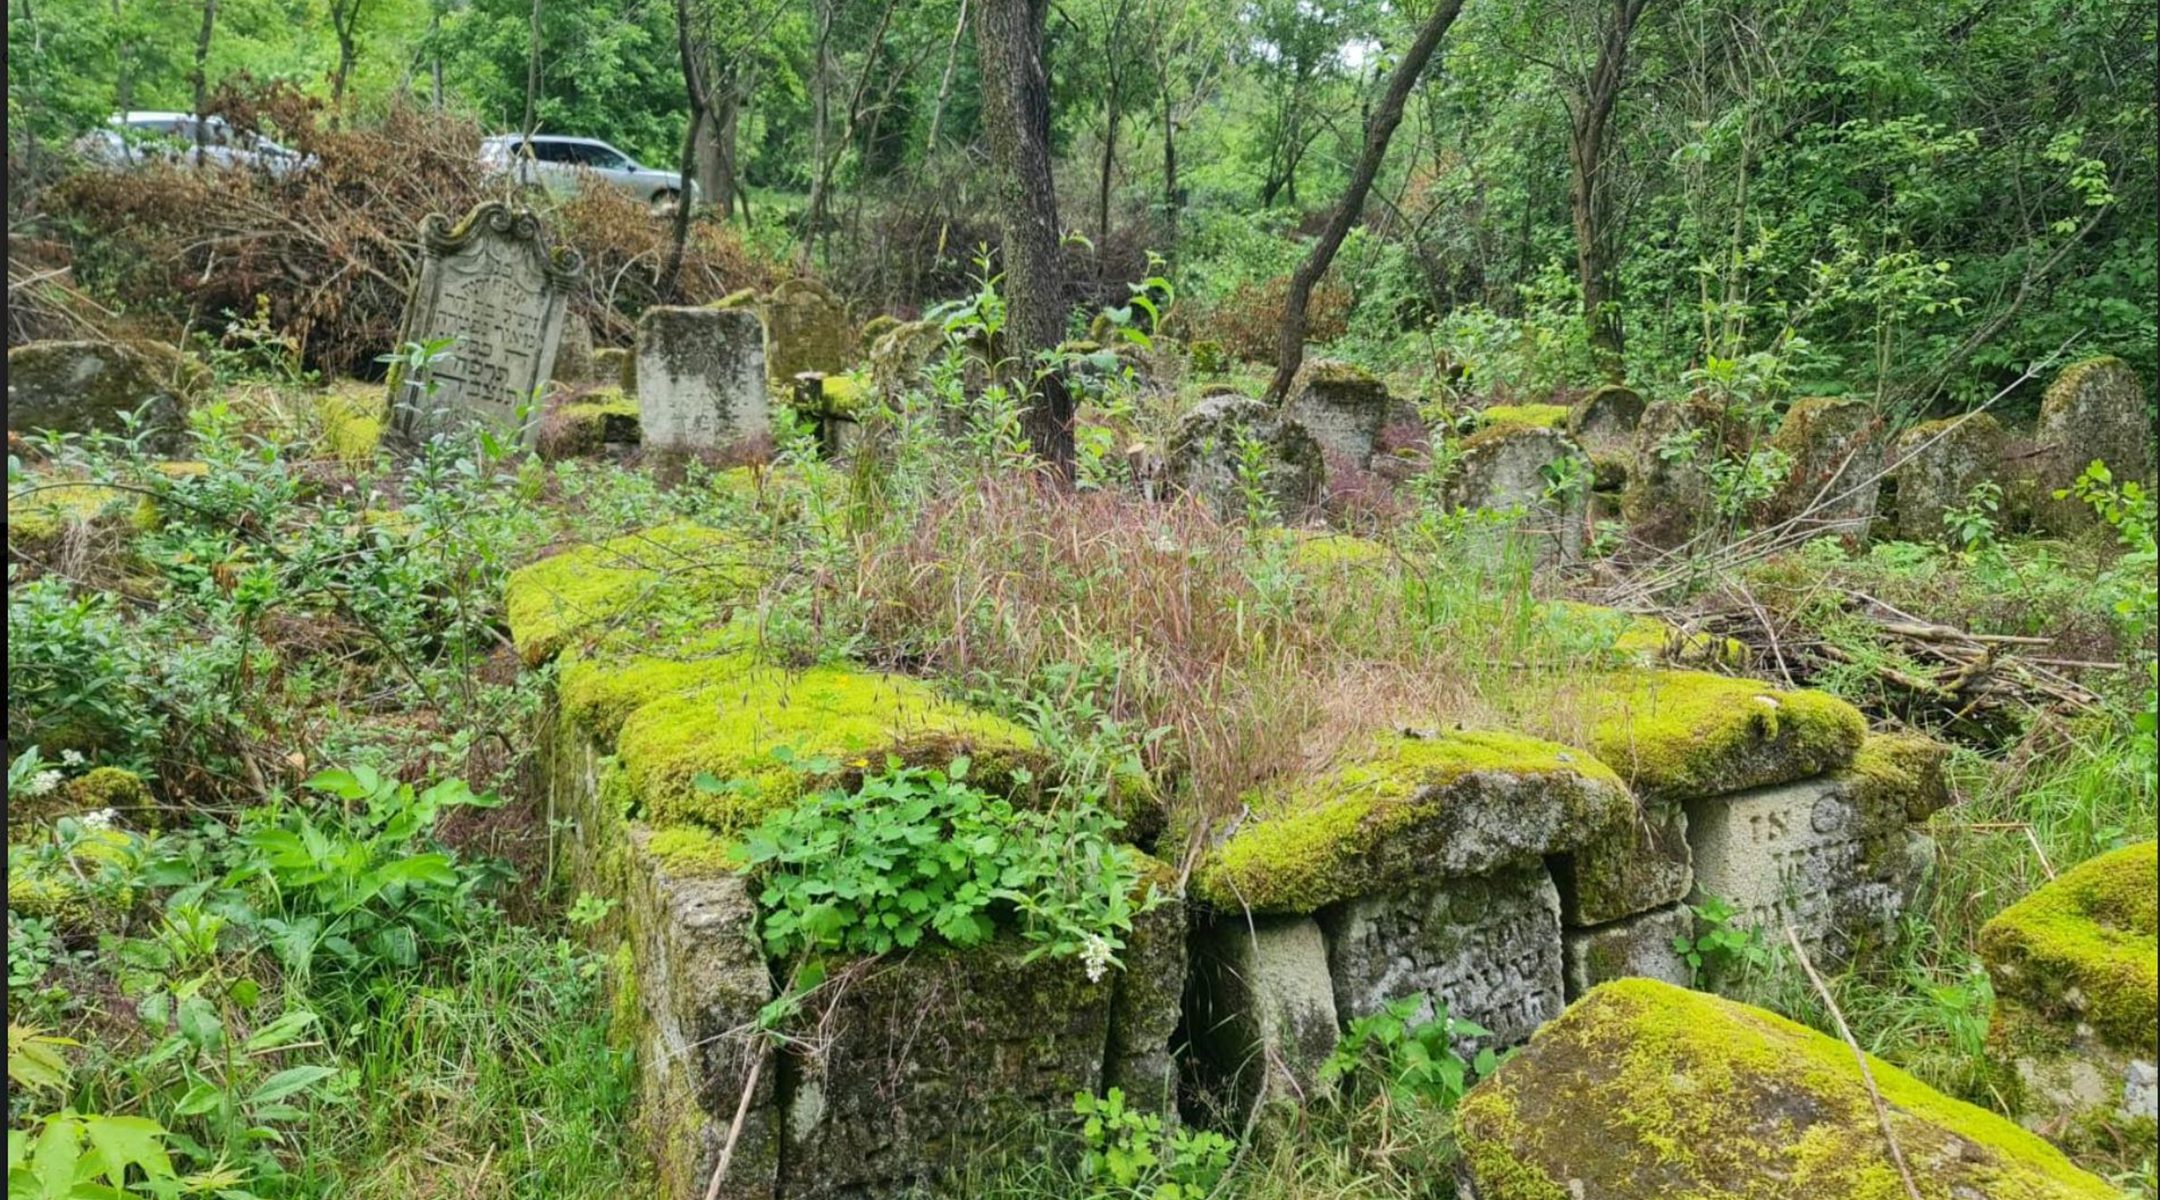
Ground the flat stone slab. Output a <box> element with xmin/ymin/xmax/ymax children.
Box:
<box><xmin>1318</xmin><ymin>861</ymin><xmax>1566</xmax><ymax>1051</ymax></box>
<box><xmin>1455</xmin><ymin>978</ymin><xmax>2119</xmax><ymax>1199</ymax></box>
<box><xmin>1194</xmin><ymin>729</ymin><xmax>1631</xmax><ymax>915</ymax></box>
<box><xmin>1188</xmin><ymin>914</ymin><xmax>1342</xmax><ymax>1119</ymax></box>
<box><xmin>1584</xmin><ymin>669</ymin><xmax>1866</xmax><ymax>802</ymax></box>
<box><xmin>635</xmin><ymin>305</ymin><xmax>770</xmax><ymax>452</ymax></box>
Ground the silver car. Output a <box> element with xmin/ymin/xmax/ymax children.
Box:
<box><xmin>479</xmin><ymin>135</ymin><xmax>693</xmax><ymax>212</ymax></box>
<box><xmin>75</xmin><ymin>111</ymin><xmax>310</xmax><ymax>177</ymax></box>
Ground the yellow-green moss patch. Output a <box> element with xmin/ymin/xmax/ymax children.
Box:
<box><xmin>1456</xmin><ymin>978</ymin><xmax>2118</xmax><ymax>1199</ymax></box>
<box><xmin>614</xmin><ymin>663</ymin><xmax>1044</xmax><ymax>835</ymax></box>
<box><xmin>1478</xmin><ymin>404</ymin><xmax>1571</xmax><ymax>431</ymax></box>
<box><xmin>1194</xmin><ymin>729</ymin><xmax>1629</xmax><ymax>914</ymax></box>
<box><xmin>1979</xmin><ymin>840</ymin><xmax>2157</xmax><ymax>1057</ymax></box>
<box><xmin>1850</xmin><ymin>731</ymin><xmax>1952</xmax><ymax>823</ymax></box>
<box><xmin>317</xmin><ymin>384</ymin><xmax>385</xmax><ymax>465</ymax></box>
<box><xmin>645</xmin><ymin>824</ymin><xmax>746</xmax><ymax>878</ymax></box>
<box><xmin>10</xmin><ymin>483</ymin><xmax>134</xmax><ymax>548</ymax></box>
<box><xmin>1584</xmin><ymin>669</ymin><xmax>1864</xmax><ymax>801</ymax></box>
<box><xmin>503</xmin><ymin>522</ymin><xmax>759</xmax><ymax>667</ymax></box>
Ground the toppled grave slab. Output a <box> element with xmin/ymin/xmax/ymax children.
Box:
<box><xmin>503</xmin><ymin>522</ymin><xmax>756</xmax><ymax>666</ymax></box>
<box><xmin>539</xmin><ymin>390</ymin><xmax>641</xmax><ymax>459</ymax></box>
<box><xmin>1193</xmin><ymin>729</ymin><xmax>1630</xmax><ymax>914</ymax></box>
<box><xmin>1981</xmin><ymin>840</ymin><xmax>2158</xmax><ymax>1138</ymax></box>
<box><xmin>1455</xmin><ymin>978</ymin><xmax>2118</xmax><ymax>1199</ymax></box>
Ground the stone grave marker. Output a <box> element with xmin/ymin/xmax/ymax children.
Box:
<box><xmin>2033</xmin><ymin>357</ymin><xmax>2157</xmax><ymax>534</ymax></box>
<box><xmin>1891</xmin><ymin>412</ymin><xmax>2006</xmax><ymax>542</ymax></box>
<box><xmin>388</xmin><ymin>202</ymin><xmax>582</xmax><ymax>446</ymax></box>
<box><xmin>765</xmin><ymin>278</ymin><xmax>851</xmax><ymax>386</ymax></box>
<box><xmin>635</xmin><ymin>306</ymin><xmax>769</xmax><ymax>453</ymax></box>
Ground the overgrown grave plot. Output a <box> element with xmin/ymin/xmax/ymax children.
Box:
<box><xmin>507</xmin><ymin>479</ymin><xmax>1183</xmax><ymax>1199</ymax></box>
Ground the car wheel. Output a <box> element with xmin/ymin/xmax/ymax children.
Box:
<box><xmin>650</xmin><ymin>189</ymin><xmax>681</xmax><ymax>216</ymax></box>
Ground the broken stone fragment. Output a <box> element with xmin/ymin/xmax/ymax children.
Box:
<box><xmin>7</xmin><ymin>339</ymin><xmax>209</xmax><ymax>453</ymax></box>
<box><xmin>1760</xmin><ymin>395</ymin><xmax>1884</xmax><ymax>536</ymax></box>
<box><xmin>1561</xmin><ymin>900</ymin><xmax>1692</xmax><ymax>999</ymax></box>
<box><xmin>1281</xmin><ymin>358</ymin><xmax>1396</xmax><ymax>469</ymax></box>
<box><xmin>1566</xmin><ymin>383</ymin><xmax>1645</xmax><ymax>458</ymax></box>
<box><xmin>1981</xmin><ymin>840</ymin><xmax>2158</xmax><ymax>1138</ymax></box>
<box><xmin>1456</xmin><ymin>978</ymin><xmax>2120</xmax><ymax>1198</ymax></box>
<box><xmin>1441</xmin><ymin>424</ymin><xmax>1589</xmax><ymax>561</ymax></box>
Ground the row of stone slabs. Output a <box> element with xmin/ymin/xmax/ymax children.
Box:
<box><xmin>537</xmin><ymin>666</ymin><xmax>1943</xmax><ymax>1197</ymax></box>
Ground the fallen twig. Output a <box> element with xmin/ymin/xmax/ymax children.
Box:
<box><xmin>1784</xmin><ymin>927</ymin><xmax>1923</xmax><ymax>1200</ymax></box>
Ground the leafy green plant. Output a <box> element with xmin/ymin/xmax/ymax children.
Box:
<box><xmin>1672</xmin><ymin>895</ymin><xmax>1774</xmax><ymax>987</ymax></box>
<box><xmin>730</xmin><ymin>757</ymin><xmax>1155</xmax><ymax>971</ymax></box>
<box><xmin>1941</xmin><ymin>480</ymin><xmax>2004</xmax><ymax>553</ymax></box>
<box><xmin>8</xmin><ymin>1023</ymin><xmax>235</xmax><ymax>1200</ymax></box>
<box><xmin>1320</xmin><ymin>994</ymin><xmax>1498</xmax><ymax>1111</ymax></box>
<box><xmin>1071</xmin><ymin>1087</ymin><xmax>1233</xmax><ymax>1200</ymax></box>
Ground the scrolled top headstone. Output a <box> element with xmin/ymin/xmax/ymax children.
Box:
<box><xmin>387</xmin><ymin>201</ymin><xmax>584</xmax><ymax>447</ymax></box>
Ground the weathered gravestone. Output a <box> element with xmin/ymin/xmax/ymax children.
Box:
<box><xmin>1165</xmin><ymin>391</ymin><xmax>1325</xmax><ymax>520</ymax></box>
<box><xmin>2033</xmin><ymin>357</ymin><xmax>2158</xmax><ymax>535</ymax></box>
<box><xmin>1892</xmin><ymin>412</ymin><xmax>2007</xmax><ymax>542</ymax></box>
<box><xmin>1760</xmin><ymin>396</ymin><xmax>1883</xmax><ymax>536</ymax></box>
<box><xmin>8</xmin><ymin>339</ymin><xmax>208</xmax><ymax>453</ymax></box>
<box><xmin>388</xmin><ymin>202</ymin><xmax>582</xmax><ymax>446</ymax></box>
<box><xmin>1280</xmin><ymin>359</ymin><xmax>1398</xmax><ymax>470</ymax></box>
<box><xmin>634</xmin><ymin>306</ymin><xmax>769</xmax><ymax>453</ymax></box>
<box><xmin>1620</xmin><ymin>394</ymin><xmax>1722</xmax><ymax>550</ymax></box>
<box><xmin>1566</xmin><ymin>384</ymin><xmax>1645</xmax><ymax>458</ymax></box>
<box><xmin>765</xmin><ymin>278</ymin><xmax>851</xmax><ymax>387</ymax></box>
<box><xmin>549</xmin><ymin>312</ymin><xmax>595</xmax><ymax>385</ymax></box>
<box><xmin>1442</xmin><ymin>425</ymin><xmax>1590</xmax><ymax>561</ymax></box>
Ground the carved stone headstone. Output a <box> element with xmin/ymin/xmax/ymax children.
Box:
<box><xmin>634</xmin><ymin>306</ymin><xmax>769</xmax><ymax>453</ymax></box>
<box><xmin>1281</xmin><ymin>359</ymin><xmax>1395</xmax><ymax>469</ymax></box>
<box><xmin>1567</xmin><ymin>384</ymin><xmax>1645</xmax><ymax>458</ymax></box>
<box><xmin>388</xmin><ymin>203</ymin><xmax>581</xmax><ymax>446</ymax></box>
<box><xmin>1319</xmin><ymin>862</ymin><xmax>1567</xmax><ymax>1050</ymax></box>
<box><xmin>1760</xmin><ymin>396</ymin><xmax>1882</xmax><ymax>536</ymax></box>
<box><xmin>765</xmin><ymin>278</ymin><xmax>851</xmax><ymax>386</ymax></box>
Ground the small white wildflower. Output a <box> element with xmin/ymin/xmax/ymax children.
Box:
<box><xmin>79</xmin><ymin>808</ymin><xmax>118</xmax><ymax>830</ymax></box>
<box><xmin>59</xmin><ymin>749</ymin><xmax>85</xmax><ymax>767</ymax></box>
<box><xmin>1080</xmin><ymin>932</ymin><xmax>1114</xmax><ymax>983</ymax></box>
<box><xmin>23</xmin><ymin>769</ymin><xmax>64</xmax><ymax>797</ymax></box>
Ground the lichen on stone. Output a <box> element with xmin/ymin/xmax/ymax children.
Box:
<box><xmin>1455</xmin><ymin>977</ymin><xmax>2118</xmax><ymax>1199</ymax></box>
<box><xmin>504</xmin><ymin>522</ymin><xmax>759</xmax><ymax>667</ymax></box>
<box><xmin>613</xmin><ymin>662</ymin><xmax>1045</xmax><ymax>834</ymax></box>
<box><xmin>1584</xmin><ymin>668</ymin><xmax>1865</xmax><ymax>801</ymax></box>
<box><xmin>1193</xmin><ymin>729</ymin><xmax>1629</xmax><ymax>914</ymax></box>
<box><xmin>1980</xmin><ymin>840</ymin><xmax>2157</xmax><ymax>1058</ymax></box>
<box><xmin>1478</xmin><ymin>404</ymin><xmax>1571</xmax><ymax>431</ymax></box>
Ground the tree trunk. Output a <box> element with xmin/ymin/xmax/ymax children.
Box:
<box><xmin>1265</xmin><ymin>0</ymin><xmax>1466</xmax><ymax>402</ymax></box>
<box><xmin>329</xmin><ymin>0</ymin><xmax>361</xmax><ymax>108</ymax></box>
<box><xmin>1569</xmin><ymin>0</ymin><xmax>1650</xmax><ymax>380</ymax></box>
<box><xmin>660</xmin><ymin>0</ymin><xmax>707</xmax><ymax>299</ymax></box>
<box><xmin>191</xmin><ymin>0</ymin><xmax>217</xmax><ymax>167</ymax></box>
<box><xmin>113</xmin><ymin>0</ymin><xmax>135</xmax><ymax>115</ymax></box>
<box><xmin>1096</xmin><ymin>94</ymin><xmax>1118</xmax><ymax>262</ymax></box>
<box><xmin>692</xmin><ymin>104</ymin><xmax>724</xmax><ymax>208</ymax></box>
<box><xmin>974</xmin><ymin>0</ymin><xmax>1075</xmax><ymax>475</ymax></box>
<box><xmin>1161</xmin><ymin>97</ymin><xmax>1178</xmax><ymax>254</ymax></box>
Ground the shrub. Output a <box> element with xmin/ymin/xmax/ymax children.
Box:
<box><xmin>1205</xmin><ymin>273</ymin><xmax>1351</xmax><ymax>365</ymax></box>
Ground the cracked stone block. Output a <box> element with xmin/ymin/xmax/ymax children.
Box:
<box><xmin>1562</xmin><ymin>901</ymin><xmax>1693</xmax><ymax>999</ymax></box>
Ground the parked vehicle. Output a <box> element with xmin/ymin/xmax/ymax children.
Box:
<box><xmin>479</xmin><ymin>135</ymin><xmax>693</xmax><ymax>212</ymax></box>
<box><xmin>74</xmin><ymin>111</ymin><xmax>310</xmax><ymax>177</ymax></box>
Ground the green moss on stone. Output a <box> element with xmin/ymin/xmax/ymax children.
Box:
<box><xmin>646</xmin><ymin>824</ymin><xmax>745</xmax><ymax>877</ymax></box>
<box><xmin>1850</xmin><ymin>732</ymin><xmax>1952</xmax><ymax>823</ymax></box>
<box><xmin>319</xmin><ymin>389</ymin><xmax>385</xmax><ymax>465</ymax></box>
<box><xmin>503</xmin><ymin>523</ymin><xmax>758</xmax><ymax>667</ymax></box>
<box><xmin>1455</xmin><ymin>977</ymin><xmax>2118</xmax><ymax>1199</ymax></box>
<box><xmin>9</xmin><ymin>483</ymin><xmax>132</xmax><ymax>549</ymax></box>
<box><xmin>1979</xmin><ymin>840</ymin><xmax>2157</xmax><ymax>1057</ymax></box>
<box><xmin>1479</xmin><ymin>404</ymin><xmax>1572</xmax><ymax>431</ymax></box>
<box><xmin>1194</xmin><ymin>729</ymin><xmax>1628</xmax><ymax>914</ymax></box>
<box><xmin>615</xmin><ymin>663</ymin><xmax>1044</xmax><ymax>835</ymax></box>
<box><xmin>712</xmin><ymin>287</ymin><xmax>762</xmax><ymax>310</ymax></box>
<box><xmin>1585</xmin><ymin>669</ymin><xmax>1864</xmax><ymax>801</ymax></box>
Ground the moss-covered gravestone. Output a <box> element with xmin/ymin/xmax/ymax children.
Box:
<box><xmin>764</xmin><ymin>278</ymin><xmax>851</xmax><ymax>387</ymax></box>
<box><xmin>1892</xmin><ymin>412</ymin><xmax>2007</xmax><ymax>542</ymax></box>
<box><xmin>592</xmin><ymin>346</ymin><xmax>634</xmax><ymax>394</ymax></box>
<box><xmin>7</xmin><ymin>339</ymin><xmax>208</xmax><ymax>452</ymax></box>
<box><xmin>1981</xmin><ymin>840</ymin><xmax>2158</xmax><ymax>1143</ymax></box>
<box><xmin>1567</xmin><ymin>384</ymin><xmax>1645</xmax><ymax>457</ymax></box>
<box><xmin>634</xmin><ymin>306</ymin><xmax>769</xmax><ymax>453</ymax></box>
<box><xmin>1455</xmin><ymin>978</ymin><xmax>2119</xmax><ymax>1199</ymax></box>
<box><xmin>1165</xmin><ymin>392</ymin><xmax>1325</xmax><ymax>521</ymax></box>
<box><xmin>2032</xmin><ymin>358</ymin><xmax>2157</xmax><ymax>535</ymax></box>
<box><xmin>1189</xmin><ymin>730</ymin><xmax>1634</xmax><ymax>1117</ymax></box>
<box><xmin>1620</xmin><ymin>394</ymin><xmax>1721</xmax><ymax>550</ymax></box>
